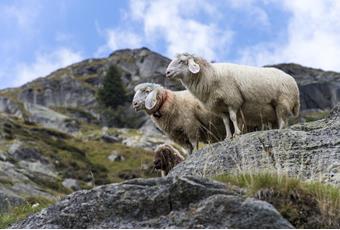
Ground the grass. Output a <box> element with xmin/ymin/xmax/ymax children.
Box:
<box><xmin>0</xmin><ymin>196</ymin><xmax>53</xmax><ymax>228</ymax></box>
<box><xmin>214</xmin><ymin>172</ymin><xmax>340</xmax><ymax>228</ymax></box>
<box><xmin>303</xmin><ymin>110</ymin><xmax>330</xmax><ymax>122</ymax></box>
<box><xmin>67</xmin><ymin>138</ymin><xmax>157</xmax><ymax>183</ymax></box>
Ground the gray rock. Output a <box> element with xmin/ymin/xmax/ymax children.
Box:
<box><xmin>8</xmin><ymin>141</ymin><xmax>49</xmax><ymax>164</ymax></box>
<box><xmin>101</xmin><ymin>134</ymin><xmax>121</xmax><ymax>143</ymax></box>
<box><xmin>272</xmin><ymin>63</ymin><xmax>340</xmax><ymax>111</ymax></box>
<box><xmin>62</xmin><ymin>179</ymin><xmax>80</xmax><ymax>191</ymax></box>
<box><xmin>0</xmin><ymin>96</ymin><xmax>23</xmax><ymax>118</ymax></box>
<box><xmin>169</xmin><ymin>104</ymin><xmax>340</xmax><ymax>186</ymax></box>
<box><xmin>0</xmin><ymin>192</ymin><xmax>24</xmax><ymax>214</ymax></box>
<box><xmin>24</xmin><ymin>103</ymin><xmax>79</xmax><ymax>133</ymax></box>
<box><xmin>11</xmin><ymin>176</ymin><xmax>293</xmax><ymax>229</ymax></box>
<box><xmin>107</xmin><ymin>151</ymin><xmax>125</xmax><ymax>162</ymax></box>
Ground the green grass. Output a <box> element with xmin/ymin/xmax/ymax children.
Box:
<box><xmin>67</xmin><ymin>138</ymin><xmax>157</xmax><ymax>184</ymax></box>
<box><xmin>0</xmin><ymin>196</ymin><xmax>53</xmax><ymax>228</ymax></box>
<box><xmin>303</xmin><ymin>110</ymin><xmax>330</xmax><ymax>122</ymax></box>
<box><xmin>214</xmin><ymin>172</ymin><xmax>340</xmax><ymax>228</ymax></box>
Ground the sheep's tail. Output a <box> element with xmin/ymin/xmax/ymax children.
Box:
<box><xmin>292</xmin><ymin>99</ymin><xmax>300</xmax><ymax>118</ymax></box>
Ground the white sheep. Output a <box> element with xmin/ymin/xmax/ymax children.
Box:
<box><xmin>165</xmin><ymin>53</ymin><xmax>300</xmax><ymax>138</ymax></box>
<box><xmin>153</xmin><ymin>144</ymin><xmax>185</xmax><ymax>176</ymax></box>
<box><xmin>132</xmin><ymin>83</ymin><xmax>226</xmax><ymax>154</ymax></box>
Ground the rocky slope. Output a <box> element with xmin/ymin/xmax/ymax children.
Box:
<box><xmin>10</xmin><ymin>104</ymin><xmax>340</xmax><ymax>229</ymax></box>
<box><xmin>11</xmin><ymin>176</ymin><xmax>293</xmax><ymax>229</ymax></box>
<box><xmin>170</xmin><ymin>104</ymin><xmax>340</xmax><ymax>186</ymax></box>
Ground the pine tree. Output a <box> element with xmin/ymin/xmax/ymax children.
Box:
<box><xmin>97</xmin><ymin>65</ymin><xmax>127</xmax><ymax>109</ymax></box>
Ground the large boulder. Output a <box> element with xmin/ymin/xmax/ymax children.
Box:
<box><xmin>169</xmin><ymin>104</ymin><xmax>340</xmax><ymax>186</ymax></box>
<box><xmin>11</xmin><ymin>176</ymin><xmax>293</xmax><ymax>229</ymax></box>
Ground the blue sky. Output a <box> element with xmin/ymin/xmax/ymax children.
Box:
<box><xmin>1</xmin><ymin>0</ymin><xmax>340</xmax><ymax>89</ymax></box>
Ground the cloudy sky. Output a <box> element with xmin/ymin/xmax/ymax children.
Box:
<box><xmin>1</xmin><ymin>0</ymin><xmax>340</xmax><ymax>89</ymax></box>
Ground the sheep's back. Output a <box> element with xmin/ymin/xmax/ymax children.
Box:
<box><xmin>213</xmin><ymin>63</ymin><xmax>299</xmax><ymax>104</ymax></box>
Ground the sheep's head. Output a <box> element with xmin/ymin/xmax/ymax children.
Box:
<box><xmin>132</xmin><ymin>83</ymin><xmax>162</xmax><ymax>111</ymax></box>
<box><xmin>166</xmin><ymin>53</ymin><xmax>201</xmax><ymax>80</ymax></box>
<box><xmin>154</xmin><ymin>144</ymin><xmax>183</xmax><ymax>175</ymax></box>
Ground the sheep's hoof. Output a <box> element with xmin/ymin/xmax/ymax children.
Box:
<box><xmin>224</xmin><ymin>135</ymin><xmax>233</xmax><ymax>140</ymax></box>
<box><xmin>232</xmin><ymin>133</ymin><xmax>240</xmax><ymax>138</ymax></box>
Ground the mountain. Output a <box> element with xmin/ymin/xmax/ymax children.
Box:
<box><xmin>1</xmin><ymin>47</ymin><xmax>340</xmax><ymax>228</ymax></box>
<box><xmin>1</xmin><ymin>48</ymin><xmax>340</xmax><ymax>133</ymax></box>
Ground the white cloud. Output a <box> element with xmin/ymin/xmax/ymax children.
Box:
<box><xmin>96</xmin><ymin>29</ymin><xmax>143</xmax><ymax>57</ymax></box>
<box><xmin>229</xmin><ymin>0</ymin><xmax>270</xmax><ymax>27</ymax></box>
<box><xmin>0</xmin><ymin>0</ymin><xmax>41</xmax><ymax>31</ymax></box>
<box><xmin>128</xmin><ymin>0</ymin><xmax>233</xmax><ymax>60</ymax></box>
<box><xmin>238</xmin><ymin>0</ymin><xmax>340</xmax><ymax>71</ymax></box>
<box><xmin>14</xmin><ymin>48</ymin><xmax>83</xmax><ymax>86</ymax></box>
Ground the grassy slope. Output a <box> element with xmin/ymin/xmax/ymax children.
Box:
<box><xmin>214</xmin><ymin>172</ymin><xmax>340</xmax><ymax>228</ymax></box>
<box><xmin>0</xmin><ymin>116</ymin><xmax>157</xmax><ymax>227</ymax></box>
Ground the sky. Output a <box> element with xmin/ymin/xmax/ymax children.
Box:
<box><xmin>1</xmin><ymin>0</ymin><xmax>340</xmax><ymax>89</ymax></box>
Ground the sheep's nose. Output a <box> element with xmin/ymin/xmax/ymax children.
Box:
<box><xmin>133</xmin><ymin>101</ymin><xmax>138</xmax><ymax>107</ymax></box>
<box><xmin>166</xmin><ymin>70</ymin><xmax>173</xmax><ymax>77</ymax></box>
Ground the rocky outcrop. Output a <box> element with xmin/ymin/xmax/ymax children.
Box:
<box><xmin>170</xmin><ymin>104</ymin><xmax>340</xmax><ymax>186</ymax></box>
<box><xmin>11</xmin><ymin>176</ymin><xmax>293</xmax><ymax>229</ymax></box>
<box><xmin>272</xmin><ymin>63</ymin><xmax>340</xmax><ymax>112</ymax></box>
<box><xmin>24</xmin><ymin>103</ymin><xmax>80</xmax><ymax>133</ymax></box>
<box><xmin>0</xmin><ymin>96</ymin><xmax>23</xmax><ymax>118</ymax></box>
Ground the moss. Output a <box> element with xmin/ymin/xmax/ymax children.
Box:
<box><xmin>303</xmin><ymin>110</ymin><xmax>330</xmax><ymax>122</ymax></box>
<box><xmin>0</xmin><ymin>196</ymin><xmax>53</xmax><ymax>228</ymax></box>
<box><xmin>214</xmin><ymin>172</ymin><xmax>340</xmax><ymax>228</ymax></box>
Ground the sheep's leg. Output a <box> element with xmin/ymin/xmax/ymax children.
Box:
<box><xmin>275</xmin><ymin>103</ymin><xmax>289</xmax><ymax>129</ymax></box>
<box><xmin>185</xmin><ymin>142</ymin><xmax>194</xmax><ymax>155</ymax></box>
<box><xmin>228</xmin><ymin>108</ymin><xmax>241</xmax><ymax>137</ymax></box>
<box><xmin>161</xmin><ymin>170</ymin><xmax>166</xmax><ymax>177</ymax></box>
<box><xmin>221</xmin><ymin>114</ymin><xmax>233</xmax><ymax>139</ymax></box>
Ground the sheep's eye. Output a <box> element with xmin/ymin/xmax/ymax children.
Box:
<box><xmin>179</xmin><ymin>59</ymin><xmax>187</xmax><ymax>65</ymax></box>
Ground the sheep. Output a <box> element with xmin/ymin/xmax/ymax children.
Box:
<box><xmin>132</xmin><ymin>82</ymin><xmax>226</xmax><ymax>154</ymax></box>
<box><xmin>165</xmin><ymin>53</ymin><xmax>300</xmax><ymax>138</ymax></box>
<box><xmin>153</xmin><ymin>144</ymin><xmax>185</xmax><ymax>176</ymax></box>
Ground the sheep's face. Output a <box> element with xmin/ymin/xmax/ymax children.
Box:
<box><xmin>166</xmin><ymin>53</ymin><xmax>200</xmax><ymax>80</ymax></box>
<box><xmin>132</xmin><ymin>83</ymin><xmax>162</xmax><ymax>111</ymax></box>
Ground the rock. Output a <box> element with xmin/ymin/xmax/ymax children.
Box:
<box><xmin>101</xmin><ymin>134</ymin><xmax>121</xmax><ymax>143</ymax></box>
<box><xmin>62</xmin><ymin>179</ymin><xmax>81</xmax><ymax>191</ymax></box>
<box><xmin>169</xmin><ymin>104</ymin><xmax>340</xmax><ymax>186</ymax></box>
<box><xmin>11</xmin><ymin>176</ymin><xmax>293</xmax><ymax>229</ymax></box>
<box><xmin>0</xmin><ymin>192</ymin><xmax>24</xmax><ymax>214</ymax></box>
<box><xmin>24</xmin><ymin>103</ymin><xmax>80</xmax><ymax>133</ymax></box>
<box><xmin>139</xmin><ymin>119</ymin><xmax>162</xmax><ymax>136</ymax></box>
<box><xmin>0</xmin><ymin>96</ymin><xmax>23</xmax><ymax>118</ymax></box>
<box><xmin>18</xmin><ymin>161</ymin><xmax>58</xmax><ymax>178</ymax></box>
<box><xmin>107</xmin><ymin>151</ymin><xmax>125</xmax><ymax>162</ymax></box>
<box><xmin>272</xmin><ymin>63</ymin><xmax>340</xmax><ymax>112</ymax></box>
<box><xmin>117</xmin><ymin>171</ymin><xmax>138</xmax><ymax>180</ymax></box>
<box><xmin>8</xmin><ymin>141</ymin><xmax>49</xmax><ymax>164</ymax></box>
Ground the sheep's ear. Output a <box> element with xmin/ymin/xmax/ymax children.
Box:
<box><xmin>145</xmin><ymin>90</ymin><xmax>158</xmax><ymax>110</ymax></box>
<box><xmin>188</xmin><ymin>58</ymin><xmax>200</xmax><ymax>74</ymax></box>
